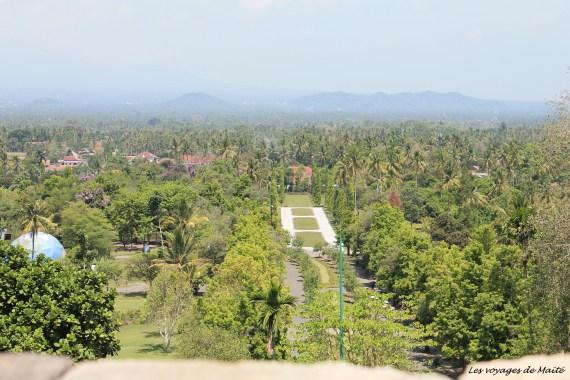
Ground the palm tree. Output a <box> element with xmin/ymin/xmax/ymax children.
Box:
<box><xmin>218</xmin><ymin>137</ymin><xmax>237</xmax><ymax>161</ymax></box>
<box><xmin>411</xmin><ymin>150</ymin><xmax>426</xmax><ymax>186</ymax></box>
<box><xmin>20</xmin><ymin>200</ymin><xmax>51</xmax><ymax>259</ymax></box>
<box><xmin>345</xmin><ymin>145</ymin><xmax>361</xmax><ymax>212</ymax></box>
<box><xmin>171</xmin><ymin>137</ymin><xmax>182</xmax><ymax>163</ymax></box>
<box><xmin>367</xmin><ymin>150</ymin><xmax>385</xmax><ymax>196</ymax></box>
<box><xmin>333</xmin><ymin>161</ymin><xmax>350</xmax><ymax>188</ymax></box>
<box><xmin>385</xmin><ymin>147</ymin><xmax>402</xmax><ymax>190</ymax></box>
<box><xmin>11</xmin><ymin>156</ymin><xmax>22</xmax><ymax>175</ymax></box>
<box><xmin>162</xmin><ymin>225</ymin><xmax>195</xmax><ymax>268</ymax></box>
<box><xmin>252</xmin><ymin>281</ymin><xmax>296</xmax><ymax>358</ymax></box>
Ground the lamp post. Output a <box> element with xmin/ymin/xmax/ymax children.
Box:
<box><xmin>337</xmin><ymin>235</ymin><xmax>345</xmax><ymax>360</ymax></box>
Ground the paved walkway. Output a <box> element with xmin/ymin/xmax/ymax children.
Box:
<box><xmin>280</xmin><ymin>207</ymin><xmax>337</xmax><ymax>248</ymax></box>
<box><xmin>284</xmin><ymin>260</ymin><xmax>305</xmax><ymax>303</ymax></box>
<box><xmin>281</xmin><ymin>205</ymin><xmax>374</xmax><ymax>288</ymax></box>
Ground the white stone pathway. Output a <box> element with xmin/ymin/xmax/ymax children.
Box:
<box><xmin>280</xmin><ymin>207</ymin><xmax>337</xmax><ymax>248</ymax></box>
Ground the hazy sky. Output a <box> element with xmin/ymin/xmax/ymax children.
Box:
<box><xmin>0</xmin><ymin>0</ymin><xmax>569</xmax><ymax>102</ymax></box>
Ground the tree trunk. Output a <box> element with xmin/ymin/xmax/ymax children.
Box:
<box><xmin>266</xmin><ymin>328</ymin><xmax>274</xmax><ymax>358</ymax></box>
<box><xmin>31</xmin><ymin>231</ymin><xmax>36</xmax><ymax>259</ymax></box>
<box><xmin>158</xmin><ymin>219</ymin><xmax>164</xmax><ymax>248</ymax></box>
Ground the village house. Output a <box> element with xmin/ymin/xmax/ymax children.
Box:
<box><xmin>126</xmin><ymin>151</ymin><xmax>159</xmax><ymax>163</ymax></box>
<box><xmin>288</xmin><ymin>165</ymin><xmax>313</xmax><ymax>191</ymax></box>
<box><xmin>289</xmin><ymin>165</ymin><xmax>313</xmax><ymax>182</ymax></box>
<box><xmin>45</xmin><ymin>151</ymin><xmax>87</xmax><ymax>171</ymax></box>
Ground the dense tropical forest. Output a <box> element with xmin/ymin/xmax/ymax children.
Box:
<box><xmin>0</xmin><ymin>93</ymin><xmax>569</xmax><ymax>375</ymax></box>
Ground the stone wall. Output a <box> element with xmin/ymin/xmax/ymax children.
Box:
<box><xmin>1</xmin><ymin>353</ymin><xmax>569</xmax><ymax>380</ymax></box>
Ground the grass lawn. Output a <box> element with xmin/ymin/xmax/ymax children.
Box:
<box><xmin>291</xmin><ymin>208</ymin><xmax>314</xmax><ymax>216</ymax></box>
<box><xmin>284</xmin><ymin>194</ymin><xmax>313</xmax><ymax>207</ymax></box>
<box><xmin>115</xmin><ymin>323</ymin><xmax>175</xmax><ymax>359</ymax></box>
<box><xmin>309</xmin><ymin>257</ymin><xmax>333</xmax><ymax>287</ymax></box>
<box><xmin>295</xmin><ymin>232</ymin><xmax>325</xmax><ymax>247</ymax></box>
<box><xmin>293</xmin><ymin>217</ymin><xmax>319</xmax><ymax>230</ymax></box>
<box><xmin>113</xmin><ymin>293</ymin><xmax>176</xmax><ymax>359</ymax></box>
<box><xmin>115</xmin><ymin>293</ymin><xmax>146</xmax><ymax>314</ymax></box>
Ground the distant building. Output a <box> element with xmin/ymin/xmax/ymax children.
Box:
<box><xmin>127</xmin><ymin>151</ymin><xmax>158</xmax><ymax>163</ymax></box>
<box><xmin>45</xmin><ymin>151</ymin><xmax>87</xmax><ymax>171</ymax></box>
<box><xmin>76</xmin><ymin>148</ymin><xmax>95</xmax><ymax>158</ymax></box>
<box><xmin>288</xmin><ymin>165</ymin><xmax>313</xmax><ymax>191</ymax></box>
<box><xmin>181</xmin><ymin>154</ymin><xmax>217</xmax><ymax>175</ymax></box>
<box><xmin>289</xmin><ymin>165</ymin><xmax>313</xmax><ymax>182</ymax></box>
<box><xmin>60</xmin><ymin>155</ymin><xmax>87</xmax><ymax>167</ymax></box>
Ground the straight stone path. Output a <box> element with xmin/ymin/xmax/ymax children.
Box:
<box><xmin>284</xmin><ymin>260</ymin><xmax>305</xmax><ymax>303</ymax></box>
<box><xmin>281</xmin><ymin>205</ymin><xmax>374</xmax><ymax>289</ymax></box>
<box><xmin>280</xmin><ymin>206</ymin><xmax>337</xmax><ymax>247</ymax></box>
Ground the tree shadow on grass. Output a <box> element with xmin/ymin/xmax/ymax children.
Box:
<box><xmin>144</xmin><ymin>331</ymin><xmax>161</xmax><ymax>338</ymax></box>
<box><xmin>122</xmin><ymin>291</ymin><xmax>147</xmax><ymax>298</ymax></box>
<box><xmin>137</xmin><ymin>343</ymin><xmax>167</xmax><ymax>354</ymax></box>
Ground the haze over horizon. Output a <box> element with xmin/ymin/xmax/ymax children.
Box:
<box><xmin>0</xmin><ymin>0</ymin><xmax>569</xmax><ymax>103</ymax></box>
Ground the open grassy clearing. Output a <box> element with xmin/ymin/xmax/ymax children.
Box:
<box><xmin>115</xmin><ymin>293</ymin><xmax>146</xmax><ymax>314</ymax></box>
<box><xmin>283</xmin><ymin>194</ymin><xmax>313</xmax><ymax>207</ymax></box>
<box><xmin>291</xmin><ymin>208</ymin><xmax>314</xmax><ymax>216</ymax></box>
<box><xmin>295</xmin><ymin>231</ymin><xmax>325</xmax><ymax>247</ymax></box>
<box><xmin>293</xmin><ymin>217</ymin><xmax>319</xmax><ymax>230</ymax></box>
<box><xmin>114</xmin><ymin>323</ymin><xmax>175</xmax><ymax>359</ymax></box>
<box><xmin>113</xmin><ymin>293</ymin><xmax>176</xmax><ymax>359</ymax></box>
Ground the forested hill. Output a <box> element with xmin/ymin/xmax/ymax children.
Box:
<box><xmin>287</xmin><ymin>91</ymin><xmax>549</xmax><ymax>119</ymax></box>
<box><xmin>0</xmin><ymin>91</ymin><xmax>550</xmax><ymax>122</ymax></box>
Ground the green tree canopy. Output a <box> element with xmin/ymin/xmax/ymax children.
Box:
<box><xmin>0</xmin><ymin>242</ymin><xmax>119</xmax><ymax>360</ymax></box>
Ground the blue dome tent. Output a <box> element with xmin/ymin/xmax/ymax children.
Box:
<box><xmin>11</xmin><ymin>232</ymin><xmax>65</xmax><ymax>260</ymax></box>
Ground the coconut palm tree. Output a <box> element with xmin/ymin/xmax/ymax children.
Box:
<box><xmin>411</xmin><ymin>150</ymin><xmax>426</xmax><ymax>186</ymax></box>
<box><xmin>252</xmin><ymin>281</ymin><xmax>296</xmax><ymax>358</ymax></box>
<box><xmin>367</xmin><ymin>150</ymin><xmax>385</xmax><ymax>196</ymax></box>
<box><xmin>20</xmin><ymin>200</ymin><xmax>52</xmax><ymax>259</ymax></box>
<box><xmin>345</xmin><ymin>145</ymin><xmax>361</xmax><ymax>212</ymax></box>
<box><xmin>162</xmin><ymin>225</ymin><xmax>195</xmax><ymax>268</ymax></box>
<box><xmin>385</xmin><ymin>147</ymin><xmax>402</xmax><ymax>190</ymax></box>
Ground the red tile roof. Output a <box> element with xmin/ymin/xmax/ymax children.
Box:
<box><xmin>289</xmin><ymin>165</ymin><xmax>313</xmax><ymax>178</ymax></box>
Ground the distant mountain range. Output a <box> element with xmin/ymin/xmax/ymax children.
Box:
<box><xmin>2</xmin><ymin>91</ymin><xmax>551</xmax><ymax>121</ymax></box>
<box><xmin>164</xmin><ymin>92</ymin><xmax>228</xmax><ymax>111</ymax></box>
<box><xmin>286</xmin><ymin>91</ymin><xmax>549</xmax><ymax>118</ymax></box>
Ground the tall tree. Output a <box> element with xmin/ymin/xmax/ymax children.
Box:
<box><xmin>20</xmin><ymin>199</ymin><xmax>51</xmax><ymax>259</ymax></box>
<box><xmin>252</xmin><ymin>280</ymin><xmax>295</xmax><ymax>358</ymax></box>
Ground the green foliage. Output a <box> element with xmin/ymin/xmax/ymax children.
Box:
<box><xmin>199</xmin><ymin>212</ymin><xmax>286</xmax><ymax>358</ymax></box>
<box><xmin>528</xmin><ymin>206</ymin><xmax>570</xmax><ymax>353</ymax></box>
<box><xmin>96</xmin><ymin>259</ymin><xmax>124</xmax><ymax>284</ymax></box>
<box><xmin>146</xmin><ymin>269</ymin><xmax>194</xmax><ymax>351</ymax></box>
<box><xmin>0</xmin><ymin>242</ymin><xmax>119</xmax><ymax>360</ymax></box>
<box><xmin>128</xmin><ymin>252</ymin><xmax>160</xmax><ymax>284</ymax></box>
<box><xmin>178</xmin><ymin>316</ymin><xmax>251</xmax><ymax>361</ymax></box>
<box><xmin>288</xmin><ymin>249</ymin><xmax>321</xmax><ymax>299</ymax></box>
<box><xmin>107</xmin><ymin>193</ymin><xmax>150</xmax><ymax>246</ymax></box>
<box><xmin>61</xmin><ymin>202</ymin><xmax>116</xmax><ymax>264</ymax></box>
<box><xmin>292</xmin><ymin>289</ymin><xmax>427</xmax><ymax>369</ymax></box>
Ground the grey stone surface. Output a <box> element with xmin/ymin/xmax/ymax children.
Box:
<box><xmin>3</xmin><ymin>353</ymin><xmax>570</xmax><ymax>380</ymax></box>
<box><xmin>0</xmin><ymin>353</ymin><xmax>72</xmax><ymax>380</ymax></box>
<box><xmin>61</xmin><ymin>360</ymin><xmax>446</xmax><ymax>380</ymax></box>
